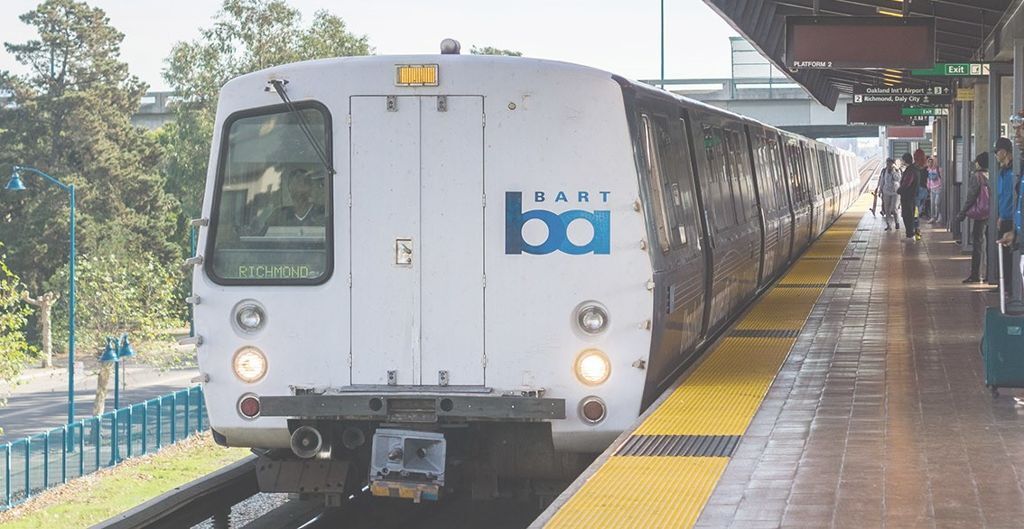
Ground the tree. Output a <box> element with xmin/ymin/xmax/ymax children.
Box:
<box><xmin>0</xmin><ymin>0</ymin><xmax>181</xmax><ymax>295</ymax></box>
<box><xmin>470</xmin><ymin>45</ymin><xmax>523</xmax><ymax>57</ymax></box>
<box><xmin>21</xmin><ymin>291</ymin><xmax>58</xmax><ymax>368</ymax></box>
<box><xmin>160</xmin><ymin>0</ymin><xmax>373</xmax><ymax>216</ymax></box>
<box><xmin>0</xmin><ymin>245</ymin><xmax>32</xmax><ymax>411</ymax></box>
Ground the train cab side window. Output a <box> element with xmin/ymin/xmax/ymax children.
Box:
<box><xmin>702</xmin><ymin>125</ymin><xmax>738</xmax><ymax>229</ymax></box>
<box><xmin>207</xmin><ymin>103</ymin><xmax>332</xmax><ymax>284</ymax></box>
<box><xmin>639</xmin><ymin>114</ymin><xmax>674</xmax><ymax>252</ymax></box>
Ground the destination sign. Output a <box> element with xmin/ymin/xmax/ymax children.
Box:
<box><xmin>901</xmin><ymin>107</ymin><xmax>949</xmax><ymax>117</ymax></box>
<box><xmin>853</xmin><ymin>93</ymin><xmax>953</xmax><ymax>105</ymax></box>
<box><xmin>854</xmin><ymin>85</ymin><xmax>950</xmax><ymax>97</ymax></box>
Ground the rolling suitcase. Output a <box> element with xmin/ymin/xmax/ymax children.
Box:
<box><xmin>982</xmin><ymin>245</ymin><xmax>1024</xmax><ymax>396</ymax></box>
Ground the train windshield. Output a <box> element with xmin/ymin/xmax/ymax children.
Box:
<box><xmin>207</xmin><ymin>104</ymin><xmax>332</xmax><ymax>284</ymax></box>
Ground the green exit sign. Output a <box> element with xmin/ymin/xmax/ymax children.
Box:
<box><xmin>911</xmin><ymin>63</ymin><xmax>990</xmax><ymax>77</ymax></box>
<box><xmin>901</xmin><ymin>107</ymin><xmax>949</xmax><ymax>116</ymax></box>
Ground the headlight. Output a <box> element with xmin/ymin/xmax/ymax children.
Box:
<box><xmin>574</xmin><ymin>302</ymin><xmax>609</xmax><ymax>335</ymax></box>
<box><xmin>575</xmin><ymin>349</ymin><xmax>611</xmax><ymax>386</ymax></box>
<box><xmin>234</xmin><ymin>302</ymin><xmax>265</xmax><ymax>332</ymax></box>
<box><xmin>233</xmin><ymin>347</ymin><xmax>268</xmax><ymax>383</ymax></box>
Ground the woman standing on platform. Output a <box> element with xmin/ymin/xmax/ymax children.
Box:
<box><xmin>927</xmin><ymin>156</ymin><xmax>943</xmax><ymax>224</ymax></box>
<box><xmin>898</xmin><ymin>152</ymin><xmax>921</xmax><ymax>239</ymax></box>
<box><xmin>957</xmin><ymin>153</ymin><xmax>990</xmax><ymax>283</ymax></box>
<box><xmin>878</xmin><ymin>158</ymin><xmax>901</xmax><ymax>232</ymax></box>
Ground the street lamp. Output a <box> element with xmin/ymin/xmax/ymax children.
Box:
<box><xmin>99</xmin><ymin>334</ymin><xmax>135</xmax><ymax>410</ymax></box>
<box><xmin>5</xmin><ymin>165</ymin><xmax>76</xmax><ymax>426</ymax></box>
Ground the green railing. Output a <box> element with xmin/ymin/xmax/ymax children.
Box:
<box><xmin>1</xmin><ymin>386</ymin><xmax>205</xmax><ymax>511</ymax></box>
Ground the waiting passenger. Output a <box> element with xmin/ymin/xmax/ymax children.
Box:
<box><xmin>913</xmin><ymin>149</ymin><xmax>928</xmax><ymax>238</ymax></box>
<box><xmin>956</xmin><ymin>153</ymin><xmax>990</xmax><ymax>283</ymax></box>
<box><xmin>877</xmin><ymin>158</ymin><xmax>901</xmax><ymax>232</ymax></box>
<box><xmin>926</xmin><ymin>157</ymin><xmax>943</xmax><ymax>224</ymax></box>
<box><xmin>994</xmin><ymin>137</ymin><xmax>1016</xmax><ymax>298</ymax></box>
<box><xmin>897</xmin><ymin>152</ymin><xmax>920</xmax><ymax>239</ymax></box>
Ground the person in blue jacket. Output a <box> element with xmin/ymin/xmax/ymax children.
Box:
<box><xmin>994</xmin><ymin>137</ymin><xmax>1017</xmax><ymax>299</ymax></box>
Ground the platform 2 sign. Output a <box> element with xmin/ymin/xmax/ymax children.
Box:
<box><xmin>786</xmin><ymin>16</ymin><xmax>935</xmax><ymax>69</ymax></box>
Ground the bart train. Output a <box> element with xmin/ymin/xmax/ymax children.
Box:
<box><xmin>189</xmin><ymin>50</ymin><xmax>860</xmax><ymax>503</ymax></box>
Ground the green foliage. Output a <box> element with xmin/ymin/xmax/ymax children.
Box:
<box><xmin>160</xmin><ymin>0</ymin><xmax>373</xmax><ymax>216</ymax></box>
<box><xmin>470</xmin><ymin>45</ymin><xmax>523</xmax><ymax>57</ymax></box>
<box><xmin>0</xmin><ymin>245</ymin><xmax>32</xmax><ymax>387</ymax></box>
<box><xmin>46</xmin><ymin>250</ymin><xmax>186</xmax><ymax>360</ymax></box>
<box><xmin>0</xmin><ymin>0</ymin><xmax>182</xmax><ymax>293</ymax></box>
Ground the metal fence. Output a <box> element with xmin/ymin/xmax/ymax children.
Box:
<box><xmin>0</xmin><ymin>385</ymin><xmax>206</xmax><ymax>512</ymax></box>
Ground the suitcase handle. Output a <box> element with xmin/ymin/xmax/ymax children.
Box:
<box><xmin>1000</xmin><ymin>243</ymin><xmax>1006</xmax><ymax>315</ymax></box>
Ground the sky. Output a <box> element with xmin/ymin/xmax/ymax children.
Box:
<box><xmin>0</xmin><ymin>0</ymin><xmax>740</xmax><ymax>91</ymax></box>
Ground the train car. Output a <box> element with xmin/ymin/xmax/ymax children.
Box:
<box><xmin>189</xmin><ymin>43</ymin><xmax>859</xmax><ymax>503</ymax></box>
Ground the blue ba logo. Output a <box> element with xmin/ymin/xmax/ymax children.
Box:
<box><xmin>505</xmin><ymin>191</ymin><xmax>611</xmax><ymax>255</ymax></box>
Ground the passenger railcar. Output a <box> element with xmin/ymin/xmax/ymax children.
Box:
<box><xmin>190</xmin><ymin>48</ymin><xmax>860</xmax><ymax>503</ymax></box>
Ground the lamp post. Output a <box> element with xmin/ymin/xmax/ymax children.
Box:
<box><xmin>5</xmin><ymin>165</ymin><xmax>76</xmax><ymax>426</ymax></box>
<box><xmin>99</xmin><ymin>334</ymin><xmax>135</xmax><ymax>410</ymax></box>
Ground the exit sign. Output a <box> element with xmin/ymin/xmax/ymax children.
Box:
<box><xmin>911</xmin><ymin>63</ymin><xmax>990</xmax><ymax>77</ymax></box>
<box><xmin>901</xmin><ymin>107</ymin><xmax>949</xmax><ymax>116</ymax></box>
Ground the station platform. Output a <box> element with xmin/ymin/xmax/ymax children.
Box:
<box><xmin>533</xmin><ymin>193</ymin><xmax>1024</xmax><ymax>528</ymax></box>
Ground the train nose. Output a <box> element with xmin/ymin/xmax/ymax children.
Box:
<box><xmin>290</xmin><ymin>425</ymin><xmax>324</xmax><ymax>459</ymax></box>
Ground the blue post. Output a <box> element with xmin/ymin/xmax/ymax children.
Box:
<box><xmin>126</xmin><ymin>406</ymin><xmax>133</xmax><ymax>459</ymax></box>
<box><xmin>78</xmin><ymin>422</ymin><xmax>84</xmax><ymax>478</ymax></box>
<box><xmin>60</xmin><ymin>426</ymin><xmax>66</xmax><ymax>484</ymax></box>
<box><xmin>23</xmin><ymin>440</ymin><xmax>29</xmax><ymax>499</ymax></box>
<box><xmin>141</xmin><ymin>402</ymin><xmax>148</xmax><ymax>455</ymax></box>
<box><xmin>42</xmin><ymin>435</ymin><xmax>49</xmax><ymax>489</ymax></box>
<box><xmin>113</xmin><ymin>360</ymin><xmax>120</xmax><ymax>411</ymax></box>
<box><xmin>5</xmin><ymin>443</ymin><xmax>11</xmax><ymax>507</ymax></box>
<box><xmin>68</xmin><ymin>184</ymin><xmax>76</xmax><ymax>428</ymax></box>
<box><xmin>197</xmin><ymin>388</ymin><xmax>204</xmax><ymax>431</ymax></box>
<box><xmin>110</xmin><ymin>410</ymin><xmax>118</xmax><ymax>465</ymax></box>
<box><xmin>170</xmin><ymin>393</ymin><xmax>176</xmax><ymax>443</ymax></box>
<box><xmin>183</xmin><ymin>389</ymin><xmax>190</xmax><ymax>435</ymax></box>
<box><xmin>94</xmin><ymin>419</ymin><xmax>100</xmax><ymax>471</ymax></box>
<box><xmin>156</xmin><ymin>396</ymin><xmax>162</xmax><ymax>449</ymax></box>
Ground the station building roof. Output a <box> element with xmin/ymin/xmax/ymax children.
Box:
<box><xmin>703</xmin><ymin>0</ymin><xmax>1018</xmax><ymax>110</ymax></box>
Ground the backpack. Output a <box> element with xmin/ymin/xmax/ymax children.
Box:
<box><xmin>967</xmin><ymin>172</ymin><xmax>991</xmax><ymax>220</ymax></box>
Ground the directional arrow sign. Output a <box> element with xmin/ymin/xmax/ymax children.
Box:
<box><xmin>911</xmin><ymin>63</ymin><xmax>990</xmax><ymax>77</ymax></box>
<box><xmin>901</xmin><ymin>107</ymin><xmax>949</xmax><ymax>116</ymax></box>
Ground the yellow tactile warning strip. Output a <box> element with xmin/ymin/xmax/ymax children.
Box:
<box><xmin>545</xmin><ymin>193</ymin><xmax>871</xmax><ymax>529</ymax></box>
<box><xmin>544</xmin><ymin>457</ymin><xmax>730</xmax><ymax>529</ymax></box>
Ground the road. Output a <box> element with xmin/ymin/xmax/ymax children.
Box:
<box><xmin>0</xmin><ymin>364</ymin><xmax>199</xmax><ymax>442</ymax></box>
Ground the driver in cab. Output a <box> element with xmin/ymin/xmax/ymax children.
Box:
<box><xmin>263</xmin><ymin>167</ymin><xmax>326</xmax><ymax>231</ymax></box>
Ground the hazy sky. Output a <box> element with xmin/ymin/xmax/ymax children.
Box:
<box><xmin>0</xmin><ymin>0</ymin><xmax>740</xmax><ymax>91</ymax></box>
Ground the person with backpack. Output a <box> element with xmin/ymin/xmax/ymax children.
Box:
<box><xmin>877</xmin><ymin>158</ymin><xmax>901</xmax><ymax>231</ymax></box>
<box><xmin>898</xmin><ymin>152</ymin><xmax>920</xmax><ymax>239</ymax></box>
<box><xmin>957</xmin><ymin>153</ymin><xmax>991</xmax><ymax>283</ymax></box>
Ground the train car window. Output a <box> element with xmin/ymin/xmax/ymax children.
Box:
<box><xmin>702</xmin><ymin>125</ymin><xmax>738</xmax><ymax>228</ymax></box>
<box><xmin>751</xmin><ymin>133</ymin><xmax>774</xmax><ymax>212</ymax></box>
<box><xmin>727</xmin><ymin>129</ymin><xmax>751</xmax><ymax>223</ymax></box>
<box><xmin>767</xmin><ymin>135</ymin><xmax>788</xmax><ymax>210</ymax></box>
<box><xmin>639</xmin><ymin>114</ymin><xmax>674</xmax><ymax>252</ymax></box>
<box><xmin>207</xmin><ymin>103</ymin><xmax>332</xmax><ymax>284</ymax></box>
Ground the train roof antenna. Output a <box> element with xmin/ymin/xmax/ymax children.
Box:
<box><xmin>267</xmin><ymin>79</ymin><xmax>336</xmax><ymax>176</ymax></box>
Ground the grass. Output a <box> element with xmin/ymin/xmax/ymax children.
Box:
<box><xmin>0</xmin><ymin>433</ymin><xmax>249</xmax><ymax>529</ymax></box>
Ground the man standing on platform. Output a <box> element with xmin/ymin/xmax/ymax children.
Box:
<box><xmin>897</xmin><ymin>152</ymin><xmax>920</xmax><ymax>239</ymax></box>
<box><xmin>995</xmin><ymin>137</ymin><xmax>1017</xmax><ymax>299</ymax></box>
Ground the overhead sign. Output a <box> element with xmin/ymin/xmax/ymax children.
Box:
<box><xmin>911</xmin><ymin>63</ymin><xmax>990</xmax><ymax>77</ymax></box>
<box><xmin>852</xmin><ymin>85</ymin><xmax>952</xmax><ymax>106</ymax></box>
<box><xmin>956</xmin><ymin>88</ymin><xmax>975</xmax><ymax>101</ymax></box>
<box><xmin>886</xmin><ymin>126</ymin><xmax>927</xmax><ymax>139</ymax></box>
<box><xmin>848</xmin><ymin>104</ymin><xmax>909</xmax><ymax>125</ymax></box>
<box><xmin>786</xmin><ymin>16</ymin><xmax>935</xmax><ymax>70</ymax></box>
<box><xmin>901</xmin><ymin>107</ymin><xmax>949</xmax><ymax>117</ymax></box>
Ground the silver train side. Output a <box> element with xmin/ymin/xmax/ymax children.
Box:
<box><xmin>196</xmin><ymin>59</ymin><xmax>864</xmax><ymax>502</ymax></box>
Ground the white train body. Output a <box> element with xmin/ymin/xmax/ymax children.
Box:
<box><xmin>192</xmin><ymin>53</ymin><xmax>859</xmax><ymax>499</ymax></box>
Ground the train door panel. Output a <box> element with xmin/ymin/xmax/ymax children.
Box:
<box><xmin>697</xmin><ymin>117</ymin><xmax>759</xmax><ymax>333</ymax></box>
<box><xmin>351</xmin><ymin>96</ymin><xmax>420</xmax><ymax>385</ymax></box>
<box><xmin>636</xmin><ymin>107</ymin><xmax>706</xmax><ymax>390</ymax></box>
<box><xmin>420</xmin><ymin>96</ymin><xmax>485</xmax><ymax>386</ymax></box>
<box><xmin>350</xmin><ymin>95</ymin><xmax>485</xmax><ymax>386</ymax></box>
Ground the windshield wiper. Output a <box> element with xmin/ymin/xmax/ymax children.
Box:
<box><xmin>267</xmin><ymin>78</ymin><xmax>336</xmax><ymax>176</ymax></box>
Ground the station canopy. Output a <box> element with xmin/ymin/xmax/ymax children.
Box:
<box><xmin>702</xmin><ymin>0</ymin><xmax>1016</xmax><ymax>110</ymax></box>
